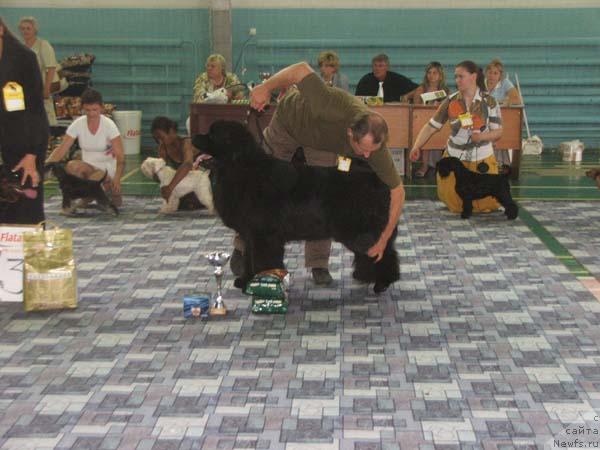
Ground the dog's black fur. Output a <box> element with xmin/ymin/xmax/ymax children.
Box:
<box><xmin>194</xmin><ymin>120</ymin><xmax>400</xmax><ymax>294</ymax></box>
<box><xmin>45</xmin><ymin>162</ymin><xmax>118</xmax><ymax>215</ymax></box>
<box><xmin>436</xmin><ymin>156</ymin><xmax>518</xmax><ymax>220</ymax></box>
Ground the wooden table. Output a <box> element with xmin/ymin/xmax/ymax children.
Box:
<box><xmin>369</xmin><ymin>103</ymin><xmax>410</xmax><ymax>149</ymax></box>
<box><xmin>190</xmin><ymin>103</ymin><xmax>523</xmax><ymax>179</ymax></box>
<box><xmin>190</xmin><ymin>102</ymin><xmax>409</xmax><ymax>146</ymax></box>
<box><xmin>190</xmin><ymin>103</ymin><xmax>274</xmax><ymax>143</ymax></box>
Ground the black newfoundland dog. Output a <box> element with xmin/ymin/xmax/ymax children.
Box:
<box><xmin>193</xmin><ymin>120</ymin><xmax>400</xmax><ymax>294</ymax></box>
<box><xmin>436</xmin><ymin>156</ymin><xmax>518</xmax><ymax>220</ymax></box>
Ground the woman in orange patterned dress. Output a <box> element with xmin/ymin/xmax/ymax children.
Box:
<box><xmin>409</xmin><ymin>61</ymin><xmax>503</xmax><ymax>214</ymax></box>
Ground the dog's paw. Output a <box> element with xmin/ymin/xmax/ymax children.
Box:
<box><xmin>460</xmin><ymin>211</ymin><xmax>471</xmax><ymax>219</ymax></box>
<box><xmin>373</xmin><ymin>282</ymin><xmax>389</xmax><ymax>294</ymax></box>
<box><xmin>352</xmin><ymin>269</ymin><xmax>374</xmax><ymax>284</ymax></box>
<box><xmin>234</xmin><ymin>277</ymin><xmax>250</xmax><ymax>291</ymax></box>
<box><xmin>505</xmin><ymin>204</ymin><xmax>519</xmax><ymax>220</ymax></box>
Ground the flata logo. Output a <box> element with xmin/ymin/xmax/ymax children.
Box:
<box><xmin>0</xmin><ymin>233</ymin><xmax>22</xmax><ymax>242</ymax></box>
<box><xmin>126</xmin><ymin>129</ymin><xmax>141</xmax><ymax>137</ymax></box>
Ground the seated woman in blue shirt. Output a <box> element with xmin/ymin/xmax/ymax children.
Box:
<box><xmin>485</xmin><ymin>59</ymin><xmax>521</xmax><ymax>166</ymax></box>
<box><xmin>485</xmin><ymin>59</ymin><xmax>521</xmax><ymax>106</ymax></box>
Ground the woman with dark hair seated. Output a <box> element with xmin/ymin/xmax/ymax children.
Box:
<box><xmin>150</xmin><ymin>116</ymin><xmax>202</xmax><ymax>208</ymax></box>
<box><xmin>47</xmin><ymin>88</ymin><xmax>125</xmax><ymax>212</ymax></box>
<box><xmin>404</xmin><ymin>61</ymin><xmax>451</xmax><ymax>177</ymax></box>
<box><xmin>409</xmin><ymin>60</ymin><xmax>503</xmax><ymax>214</ymax></box>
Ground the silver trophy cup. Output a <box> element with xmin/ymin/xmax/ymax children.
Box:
<box><xmin>206</xmin><ymin>251</ymin><xmax>231</xmax><ymax>316</ymax></box>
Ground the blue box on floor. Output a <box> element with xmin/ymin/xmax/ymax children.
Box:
<box><xmin>183</xmin><ymin>295</ymin><xmax>210</xmax><ymax>319</ymax></box>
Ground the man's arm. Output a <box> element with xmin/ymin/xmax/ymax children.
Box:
<box><xmin>250</xmin><ymin>61</ymin><xmax>314</xmax><ymax>111</ymax></box>
<box><xmin>44</xmin><ymin>66</ymin><xmax>56</xmax><ymax>99</ymax></box>
<box><xmin>354</xmin><ymin>75</ymin><xmax>370</xmax><ymax>97</ymax></box>
<box><xmin>400</xmin><ymin>74</ymin><xmax>419</xmax><ymax>96</ymax></box>
<box><xmin>367</xmin><ymin>183</ymin><xmax>405</xmax><ymax>262</ymax></box>
<box><xmin>40</xmin><ymin>41</ymin><xmax>58</xmax><ymax>99</ymax></box>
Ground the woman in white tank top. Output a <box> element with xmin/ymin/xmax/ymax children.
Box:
<box><xmin>47</xmin><ymin>89</ymin><xmax>125</xmax><ymax>209</ymax></box>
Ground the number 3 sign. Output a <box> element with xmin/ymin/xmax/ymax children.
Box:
<box><xmin>0</xmin><ymin>225</ymin><xmax>41</xmax><ymax>302</ymax></box>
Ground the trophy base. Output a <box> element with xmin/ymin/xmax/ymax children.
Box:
<box><xmin>210</xmin><ymin>306</ymin><xmax>227</xmax><ymax>316</ymax></box>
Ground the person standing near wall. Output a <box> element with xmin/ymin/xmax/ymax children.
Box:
<box><xmin>18</xmin><ymin>16</ymin><xmax>58</xmax><ymax>128</ymax></box>
<box><xmin>0</xmin><ymin>17</ymin><xmax>48</xmax><ymax>224</ymax></box>
<box><xmin>410</xmin><ymin>60</ymin><xmax>503</xmax><ymax>214</ymax></box>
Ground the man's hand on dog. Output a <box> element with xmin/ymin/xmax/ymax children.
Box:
<box><xmin>13</xmin><ymin>154</ymin><xmax>39</xmax><ymax>187</ymax></box>
<box><xmin>250</xmin><ymin>84</ymin><xmax>270</xmax><ymax>111</ymax></box>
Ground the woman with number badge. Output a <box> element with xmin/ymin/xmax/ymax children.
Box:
<box><xmin>409</xmin><ymin>60</ymin><xmax>503</xmax><ymax>214</ymax></box>
<box><xmin>0</xmin><ymin>16</ymin><xmax>48</xmax><ymax>224</ymax></box>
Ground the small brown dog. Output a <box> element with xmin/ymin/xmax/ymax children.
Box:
<box><xmin>586</xmin><ymin>168</ymin><xmax>600</xmax><ymax>189</ymax></box>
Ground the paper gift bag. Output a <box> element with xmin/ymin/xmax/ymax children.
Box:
<box><xmin>23</xmin><ymin>222</ymin><xmax>77</xmax><ymax>312</ymax></box>
<box><xmin>0</xmin><ymin>224</ymin><xmax>41</xmax><ymax>303</ymax></box>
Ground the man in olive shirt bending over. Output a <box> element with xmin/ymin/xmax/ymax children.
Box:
<box><xmin>232</xmin><ymin>61</ymin><xmax>405</xmax><ymax>286</ymax></box>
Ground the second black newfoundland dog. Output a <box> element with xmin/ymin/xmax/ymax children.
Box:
<box><xmin>194</xmin><ymin>120</ymin><xmax>400</xmax><ymax>294</ymax></box>
<box><xmin>436</xmin><ymin>156</ymin><xmax>518</xmax><ymax>220</ymax></box>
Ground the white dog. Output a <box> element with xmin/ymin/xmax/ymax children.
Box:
<box><xmin>140</xmin><ymin>157</ymin><xmax>214</xmax><ymax>214</ymax></box>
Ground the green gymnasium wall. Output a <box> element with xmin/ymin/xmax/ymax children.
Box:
<box><xmin>4</xmin><ymin>6</ymin><xmax>599</xmax><ymax>148</ymax></box>
<box><xmin>2</xmin><ymin>8</ymin><xmax>209</xmax><ymax>148</ymax></box>
<box><xmin>232</xmin><ymin>8</ymin><xmax>600</xmax><ymax>148</ymax></box>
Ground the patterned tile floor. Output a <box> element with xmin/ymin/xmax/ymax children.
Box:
<box><xmin>521</xmin><ymin>202</ymin><xmax>600</xmax><ymax>280</ymax></box>
<box><xmin>2</xmin><ymin>194</ymin><xmax>600</xmax><ymax>449</ymax></box>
